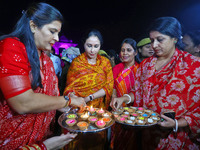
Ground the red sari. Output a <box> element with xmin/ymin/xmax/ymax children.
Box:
<box><xmin>0</xmin><ymin>38</ymin><xmax>59</xmax><ymax>150</ymax></box>
<box><xmin>132</xmin><ymin>49</ymin><xmax>200</xmax><ymax>149</ymax></box>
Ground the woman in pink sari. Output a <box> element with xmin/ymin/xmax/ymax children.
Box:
<box><xmin>110</xmin><ymin>38</ymin><xmax>139</xmax><ymax>150</ymax></box>
<box><xmin>111</xmin><ymin>17</ymin><xmax>200</xmax><ymax>149</ymax></box>
<box><xmin>112</xmin><ymin>38</ymin><xmax>139</xmax><ymax>99</ymax></box>
<box><xmin>0</xmin><ymin>3</ymin><xmax>85</xmax><ymax>150</ymax></box>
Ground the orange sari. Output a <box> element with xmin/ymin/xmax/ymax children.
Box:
<box><xmin>64</xmin><ymin>52</ymin><xmax>114</xmax><ymax>109</ymax></box>
<box><xmin>63</xmin><ymin>52</ymin><xmax>113</xmax><ymax>150</ymax></box>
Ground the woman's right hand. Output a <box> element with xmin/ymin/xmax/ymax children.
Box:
<box><xmin>70</xmin><ymin>97</ymin><xmax>86</xmax><ymax>111</ymax></box>
<box><xmin>110</xmin><ymin>97</ymin><xmax>124</xmax><ymax>111</ymax></box>
<box><xmin>43</xmin><ymin>133</ymin><xmax>77</xmax><ymax>150</ymax></box>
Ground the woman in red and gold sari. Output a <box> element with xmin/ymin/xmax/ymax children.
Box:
<box><xmin>63</xmin><ymin>29</ymin><xmax>113</xmax><ymax>150</ymax></box>
<box><xmin>111</xmin><ymin>17</ymin><xmax>200</xmax><ymax>149</ymax></box>
<box><xmin>0</xmin><ymin>3</ymin><xmax>85</xmax><ymax>150</ymax></box>
<box><xmin>64</xmin><ymin>29</ymin><xmax>113</xmax><ymax>109</ymax></box>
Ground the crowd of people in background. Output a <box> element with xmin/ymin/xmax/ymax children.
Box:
<box><xmin>0</xmin><ymin>2</ymin><xmax>200</xmax><ymax>150</ymax></box>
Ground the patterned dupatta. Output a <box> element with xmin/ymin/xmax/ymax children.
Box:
<box><xmin>113</xmin><ymin>62</ymin><xmax>139</xmax><ymax>97</ymax></box>
<box><xmin>64</xmin><ymin>52</ymin><xmax>113</xmax><ymax>109</ymax></box>
<box><xmin>133</xmin><ymin>49</ymin><xmax>200</xmax><ymax>148</ymax></box>
<box><xmin>0</xmin><ymin>38</ymin><xmax>59</xmax><ymax>150</ymax></box>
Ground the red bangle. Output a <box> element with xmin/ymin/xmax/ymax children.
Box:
<box><xmin>38</xmin><ymin>142</ymin><xmax>47</xmax><ymax>150</ymax></box>
<box><xmin>68</xmin><ymin>96</ymin><xmax>71</xmax><ymax>106</ymax></box>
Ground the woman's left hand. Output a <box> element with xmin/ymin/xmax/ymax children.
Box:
<box><xmin>158</xmin><ymin>114</ymin><xmax>176</xmax><ymax>128</ymax></box>
<box><xmin>43</xmin><ymin>133</ymin><xmax>77</xmax><ymax>150</ymax></box>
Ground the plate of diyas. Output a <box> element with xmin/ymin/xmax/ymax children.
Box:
<box><xmin>112</xmin><ymin>106</ymin><xmax>160</xmax><ymax>127</ymax></box>
<box><xmin>58</xmin><ymin>106</ymin><xmax>115</xmax><ymax>133</ymax></box>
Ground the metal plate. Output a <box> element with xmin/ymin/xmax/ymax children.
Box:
<box><xmin>113</xmin><ymin>107</ymin><xmax>160</xmax><ymax>127</ymax></box>
<box><xmin>58</xmin><ymin>110</ymin><xmax>115</xmax><ymax>133</ymax></box>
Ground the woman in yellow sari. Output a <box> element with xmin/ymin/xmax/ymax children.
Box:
<box><xmin>63</xmin><ymin>29</ymin><xmax>114</xmax><ymax>150</ymax></box>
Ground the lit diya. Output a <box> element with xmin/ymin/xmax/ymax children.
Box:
<box><xmin>65</xmin><ymin>118</ymin><xmax>77</xmax><ymax>127</ymax></box>
<box><xmin>95</xmin><ymin>119</ymin><xmax>106</xmax><ymax>128</ymax></box>
<box><xmin>88</xmin><ymin>105</ymin><xmax>96</xmax><ymax>114</ymax></box>
<box><xmin>102</xmin><ymin>117</ymin><xmax>112</xmax><ymax>126</ymax></box>
<box><xmin>77</xmin><ymin>121</ymin><xmax>89</xmax><ymax>130</ymax></box>
<box><xmin>80</xmin><ymin>112</ymin><xmax>89</xmax><ymax>120</ymax></box>
<box><xmin>88</xmin><ymin>116</ymin><xmax>98</xmax><ymax>124</ymax></box>
<box><xmin>97</xmin><ymin>108</ymin><xmax>105</xmax><ymax>116</ymax></box>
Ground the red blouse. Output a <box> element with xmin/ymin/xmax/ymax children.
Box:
<box><xmin>0</xmin><ymin>38</ymin><xmax>59</xmax><ymax>149</ymax></box>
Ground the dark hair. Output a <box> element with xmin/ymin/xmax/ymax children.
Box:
<box><xmin>120</xmin><ymin>38</ymin><xmax>140</xmax><ymax>63</ymax></box>
<box><xmin>82</xmin><ymin>29</ymin><xmax>103</xmax><ymax>46</ymax></box>
<box><xmin>148</xmin><ymin>17</ymin><xmax>184</xmax><ymax>49</ymax></box>
<box><xmin>0</xmin><ymin>2</ymin><xmax>63</xmax><ymax>89</ymax></box>
<box><xmin>184</xmin><ymin>30</ymin><xmax>200</xmax><ymax>46</ymax></box>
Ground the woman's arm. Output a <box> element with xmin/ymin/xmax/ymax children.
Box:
<box><xmin>110</xmin><ymin>92</ymin><xmax>134</xmax><ymax>111</ymax></box>
<box><xmin>112</xmin><ymin>89</ymin><xmax>117</xmax><ymax>98</ymax></box>
<box><xmin>84</xmin><ymin>89</ymin><xmax>106</xmax><ymax>103</ymax></box>
<box><xmin>159</xmin><ymin>114</ymin><xmax>189</xmax><ymax>131</ymax></box>
<box><xmin>8</xmin><ymin>89</ymin><xmax>86</xmax><ymax>114</ymax></box>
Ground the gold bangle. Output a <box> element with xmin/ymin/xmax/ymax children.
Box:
<box><xmin>24</xmin><ymin>145</ymin><xmax>32</xmax><ymax>150</ymax></box>
<box><xmin>32</xmin><ymin>144</ymin><xmax>42</xmax><ymax>150</ymax></box>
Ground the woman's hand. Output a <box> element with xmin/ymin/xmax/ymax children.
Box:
<box><xmin>158</xmin><ymin>114</ymin><xmax>176</xmax><ymax>128</ymax></box>
<box><xmin>71</xmin><ymin>97</ymin><xmax>86</xmax><ymax>107</ymax></box>
<box><xmin>43</xmin><ymin>133</ymin><xmax>77</xmax><ymax>150</ymax></box>
<box><xmin>71</xmin><ymin>97</ymin><xmax>86</xmax><ymax>111</ymax></box>
<box><xmin>110</xmin><ymin>97</ymin><xmax>125</xmax><ymax>111</ymax></box>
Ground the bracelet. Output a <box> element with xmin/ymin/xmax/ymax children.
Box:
<box><xmin>64</xmin><ymin>95</ymin><xmax>71</xmax><ymax>108</ymax></box>
<box><xmin>173</xmin><ymin>119</ymin><xmax>178</xmax><ymax>132</ymax></box>
<box><xmin>32</xmin><ymin>144</ymin><xmax>41</xmax><ymax>150</ymax></box>
<box><xmin>19</xmin><ymin>143</ymin><xmax>45</xmax><ymax>150</ymax></box>
<box><xmin>123</xmin><ymin>94</ymin><xmax>131</xmax><ymax>104</ymax></box>
<box><xmin>38</xmin><ymin>142</ymin><xmax>47</xmax><ymax>150</ymax></box>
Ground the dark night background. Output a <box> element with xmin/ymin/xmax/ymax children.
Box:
<box><xmin>1</xmin><ymin>0</ymin><xmax>200</xmax><ymax>53</ymax></box>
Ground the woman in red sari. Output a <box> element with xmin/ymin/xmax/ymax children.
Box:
<box><xmin>0</xmin><ymin>3</ymin><xmax>85</xmax><ymax>150</ymax></box>
<box><xmin>111</xmin><ymin>17</ymin><xmax>200</xmax><ymax>149</ymax></box>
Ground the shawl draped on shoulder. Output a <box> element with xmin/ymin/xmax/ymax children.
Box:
<box><xmin>64</xmin><ymin>52</ymin><xmax>113</xmax><ymax>109</ymax></box>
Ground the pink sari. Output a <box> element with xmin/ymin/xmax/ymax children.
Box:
<box><xmin>113</xmin><ymin>62</ymin><xmax>139</xmax><ymax>97</ymax></box>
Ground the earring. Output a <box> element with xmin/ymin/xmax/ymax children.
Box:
<box><xmin>174</xmin><ymin>41</ymin><xmax>177</xmax><ymax>44</ymax></box>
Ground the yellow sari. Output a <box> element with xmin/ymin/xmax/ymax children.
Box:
<box><xmin>64</xmin><ymin>52</ymin><xmax>113</xmax><ymax>109</ymax></box>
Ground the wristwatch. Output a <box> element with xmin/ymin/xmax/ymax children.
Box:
<box><xmin>89</xmin><ymin>95</ymin><xmax>93</xmax><ymax>101</ymax></box>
